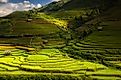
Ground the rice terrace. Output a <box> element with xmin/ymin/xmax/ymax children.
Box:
<box><xmin>0</xmin><ymin>0</ymin><xmax>121</xmax><ymax>80</ymax></box>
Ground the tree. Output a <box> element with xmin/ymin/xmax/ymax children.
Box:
<box><xmin>68</xmin><ymin>16</ymin><xmax>83</xmax><ymax>30</ymax></box>
<box><xmin>60</xmin><ymin>0</ymin><xmax>64</xmax><ymax>4</ymax></box>
<box><xmin>26</xmin><ymin>8</ymin><xmax>38</xmax><ymax>18</ymax></box>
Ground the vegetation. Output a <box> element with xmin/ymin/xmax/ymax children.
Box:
<box><xmin>0</xmin><ymin>0</ymin><xmax>121</xmax><ymax>79</ymax></box>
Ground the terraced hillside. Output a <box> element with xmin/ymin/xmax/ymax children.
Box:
<box><xmin>0</xmin><ymin>12</ymin><xmax>65</xmax><ymax>46</ymax></box>
<box><xmin>0</xmin><ymin>0</ymin><xmax>121</xmax><ymax>80</ymax></box>
<box><xmin>61</xmin><ymin>5</ymin><xmax>121</xmax><ymax>79</ymax></box>
<box><xmin>0</xmin><ymin>45</ymin><xmax>121</xmax><ymax>80</ymax></box>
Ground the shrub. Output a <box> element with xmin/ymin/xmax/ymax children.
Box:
<box><xmin>4</xmin><ymin>50</ymin><xmax>11</xmax><ymax>56</ymax></box>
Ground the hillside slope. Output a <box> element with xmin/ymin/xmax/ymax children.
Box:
<box><xmin>0</xmin><ymin>0</ymin><xmax>121</xmax><ymax>80</ymax></box>
<box><xmin>41</xmin><ymin>0</ymin><xmax>119</xmax><ymax>11</ymax></box>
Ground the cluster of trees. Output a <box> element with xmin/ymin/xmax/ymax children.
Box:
<box><xmin>68</xmin><ymin>16</ymin><xmax>84</xmax><ymax>30</ymax></box>
<box><xmin>67</xmin><ymin>10</ymin><xmax>97</xmax><ymax>39</ymax></box>
<box><xmin>26</xmin><ymin>8</ymin><xmax>38</xmax><ymax>18</ymax></box>
<box><xmin>67</xmin><ymin>8</ymin><xmax>99</xmax><ymax>30</ymax></box>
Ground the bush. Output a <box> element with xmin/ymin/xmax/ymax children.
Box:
<box><xmin>4</xmin><ymin>50</ymin><xmax>11</xmax><ymax>56</ymax></box>
<box><xmin>68</xmin><ymin>16</ymin><xmax>83</xmax><ymax>30</ymax></box>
